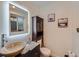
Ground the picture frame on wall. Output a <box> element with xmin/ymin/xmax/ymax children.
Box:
<box><xmin>48</xmin><ymin>13</ymin><xmax>55</xmax><ymax>22</ymax></box>
<box><xmin>58</xmin><ymin>18</ymin><xmax>68</xmax><ymax>28</ymax></box>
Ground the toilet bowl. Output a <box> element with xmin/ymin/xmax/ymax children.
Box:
<box><xmin>40</xmin><ymin>47</ymin><xmax>51</xmax><ymax>57</ymax></box>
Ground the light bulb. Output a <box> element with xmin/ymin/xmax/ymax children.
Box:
<box><xmin>12</xmin><ymin>5</ymin><xmax>15</xmax><ymax>9</ymax></box>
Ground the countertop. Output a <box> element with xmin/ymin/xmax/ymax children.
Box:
<box><xmin>21</xmin><ymin>41</ymin><xmax>40</xmax><ymax>55</ymax></box>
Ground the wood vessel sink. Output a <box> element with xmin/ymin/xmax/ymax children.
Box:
<box><xmin>0</xmin><ymin>41</ymin><xmax>25</xmax><ymax>57</ymax></box>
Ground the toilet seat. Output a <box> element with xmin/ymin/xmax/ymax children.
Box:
<box><xmin>40</xmin><ymin>47</ymin><xmax>51</xmax><ymax>57</ymax></box>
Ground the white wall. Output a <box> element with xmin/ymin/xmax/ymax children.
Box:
<box><xmin>23</xmin><ymin>1</ymin><xmax>79</xmax><ymax>57</ymax></box>
<box><xmin>71</xmin><ymin>2</ymin><xmax>79</xmax><ymax>57</ymax></box>
<box><xmin>0</xmin><ymin>2</ymin><xmax>4</xmax><ymax>48</ymax></box>
<box><xmin>38</xmin><ymin>2</ymin><xmax>79</xmax><ymax>56</ymax></box>
<box><xmin>0</xmin><ymin>1</ymin><xmax>9</xmax><ymax>48</ymax></box>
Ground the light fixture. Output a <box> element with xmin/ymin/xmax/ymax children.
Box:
<box><xmin>12</xmin><ymin>5</ymin><xmax>15</xmax><ymax>9</ymax></box>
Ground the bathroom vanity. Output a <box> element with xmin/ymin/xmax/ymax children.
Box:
<box><xmin>17</xmin><ymin>44</ymin><xmax>40</xmax><ymax>57</ymax></box>
<box><xmin>0</xmin><ymin>41</ymin><xmax>40</xmax><ymax>57</ymax></box>
<box><xmin>15</xmin><ymin>41</ymin><xmax>40</xmax><ymax>57</ymax></box>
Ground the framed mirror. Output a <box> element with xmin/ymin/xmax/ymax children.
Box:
<box><xmin>9</xmin><ymin>2</ymin><xmax>29</xmax><ymax>35</ymax></box>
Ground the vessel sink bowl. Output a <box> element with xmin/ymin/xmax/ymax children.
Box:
<box><xmin>0</xmin><ymin>41</ymin><xmax>25</xmax><ymax>57</ymax></box>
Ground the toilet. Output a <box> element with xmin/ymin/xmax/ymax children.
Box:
<box><xmin>40</xmin><ymin>47</ymin><xmax>51</xmax><ymax>57</ymax></box>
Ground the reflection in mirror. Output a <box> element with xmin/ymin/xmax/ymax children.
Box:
<box><xmin>9</xmin><ymin>3</ymin><xmax>28</xmax><ymax>35</ymax></box>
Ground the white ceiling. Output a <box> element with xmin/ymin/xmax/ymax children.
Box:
<box><xmin>30</xmin><ymin>1</ymin><xmax>54</xmax><ymax>7</ymax></box>
<box><xmin>15</xmin><ymin>1</ymin><xmax>76</xmax><ymax>8</ymax></box>
<box><xmin>15</xmin><ymin>1</ymin><xmax>60</xmax><ymax>8</ymax></box>
<box><xmin>15</xmin><ymin>1</ymin><xmax>52</xmax><ymax>8</ymax></box>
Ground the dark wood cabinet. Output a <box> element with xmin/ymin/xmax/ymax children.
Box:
<box><xmin>32</xmin><ymin>16</ymin><xmax>43</xmax><ymax>43</ymax></box>
<box><xmin>16</xmin><ymin>44</ymin><xmax>40</xmax><ymax>57</ymax></box>
<box><xmin>28</xmin><ymin>44</ymin><xmax>40</xmax><ymax>57</ymax></box>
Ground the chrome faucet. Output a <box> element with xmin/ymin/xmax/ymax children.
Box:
<box><xmin>1</xmin><ymin>34</ymin><xmax>8</xmax><ymax>47</ymax></box>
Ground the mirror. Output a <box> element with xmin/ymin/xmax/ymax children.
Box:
<box><xmin>9</xmin><ymin>3</ymin><xmax>29</xmax><ymax>35</ymax></box>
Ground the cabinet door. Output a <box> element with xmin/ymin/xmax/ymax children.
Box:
<box><xmin>30</xmin><ymin>45</ymin><xmax>40</xmax><ymax>57</ymax></box>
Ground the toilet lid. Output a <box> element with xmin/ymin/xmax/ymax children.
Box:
<box><xmin>40</xmin><ymin>47</ymin><xmax>51</xmax><ymax>56</ymax></box>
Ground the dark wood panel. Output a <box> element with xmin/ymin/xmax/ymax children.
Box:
<box><xmin>32</xmin><ymin>16</ymin><xmax>44</xmax><ymax>47</ymax></box>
